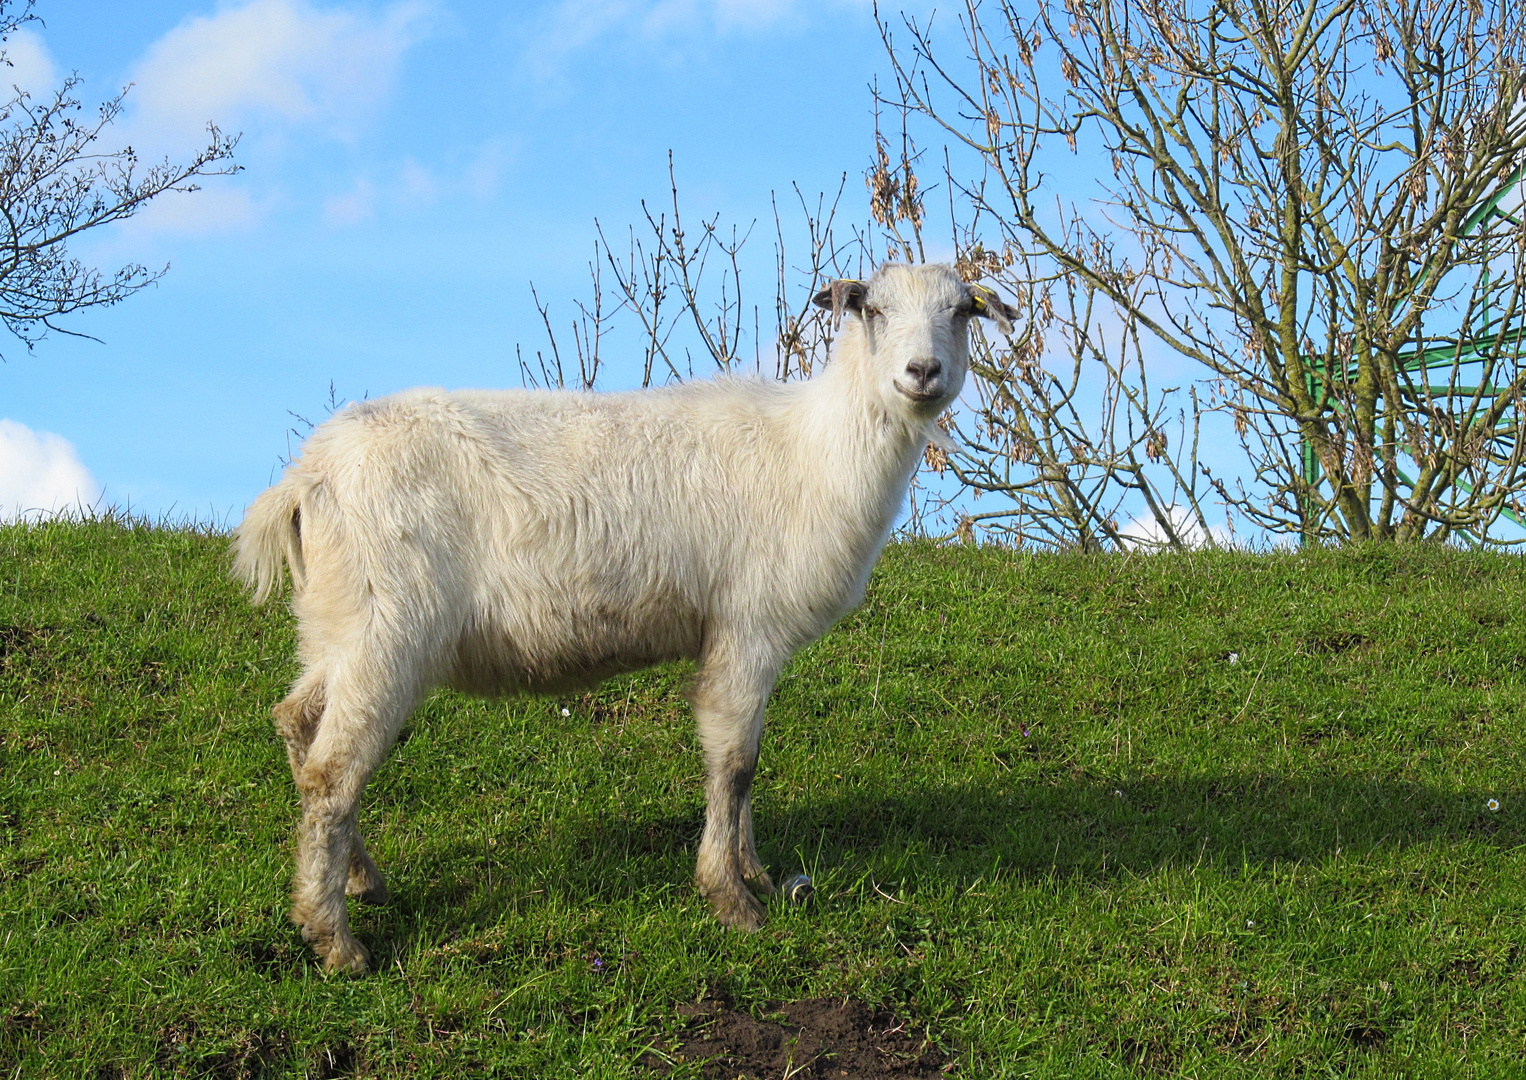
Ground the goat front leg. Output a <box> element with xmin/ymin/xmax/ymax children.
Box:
<box><xmin>690</xmin><ymin>650</ymin><xmax>780</xmax><ymax>930</ymax></box>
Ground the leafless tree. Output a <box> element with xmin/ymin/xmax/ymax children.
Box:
<box><xmin>526</xmin><ymin>155</ymin><xmax>865</xmax><ymax>393</ymax></box>
<box><xmin>860</xmin><ymin>85</ymin><xmax>1218</xmax><ymax>549</ymax></box>
<box><xmin>916</xmin><ymin>243</ymin><xmax>1220</xmax><ymax>549</ymax></box>
<box><xmin>879</xmin><ymin>0</ymin><xmax>1526</xmax><ymax>546</ymax></box>
<box><xmin>0</xmin><ymin>4</ymin><xmax>239</xmax><ymax>353</ymax></box>
<box><xmin>531</xmin><ymin>141</ymin><xmax>1210</xmax><ymax>549</ymax></box>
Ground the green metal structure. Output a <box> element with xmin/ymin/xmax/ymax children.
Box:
<box><xmin>1299</xmin><ymin>168</ymin><xmax>1526</xmax><ymax>544</ymax></box>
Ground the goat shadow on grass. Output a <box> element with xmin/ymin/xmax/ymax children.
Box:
<box><xmin>762</xmin><ymin>772</ymin><xmax>1523</xmax><ymax>880</ymax></box>
<box><xmin>363</xmin><ymin>771</ymin><xmax>1524</xmax><ymax>958</ymax></box>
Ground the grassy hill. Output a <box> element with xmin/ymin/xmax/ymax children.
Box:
<box><xmin>3</xmin><ymin>519</ymin><xmax>1526</xmax><ymax>1077</ymax></box>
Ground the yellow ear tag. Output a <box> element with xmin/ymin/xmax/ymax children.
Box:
<box><xmin>972</xmin><ymin>294</ymin><xmax>987</xmax><ymax>311</ymax></box>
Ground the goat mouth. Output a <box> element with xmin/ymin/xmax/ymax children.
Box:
<box><xmin>894</xmin><ymin>381</ymin><xmax>944</xmax><ymax>403</ymax></box>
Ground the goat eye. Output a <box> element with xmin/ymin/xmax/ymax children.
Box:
<box><xmin>861</xmin><ymin>305</ymin><xmax>882</xmax><ymax>319</ymax></box>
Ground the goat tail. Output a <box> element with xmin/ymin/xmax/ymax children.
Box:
<box><xmin>233</xmin><ymin>475</ymin><xmax>307</xmax><ymax>605</ymax></box>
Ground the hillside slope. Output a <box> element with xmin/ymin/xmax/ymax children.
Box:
<box><xmin>3</xmin><ymin>520</ymin><xmax>1526</xmax><ymax>1077</ymax></box>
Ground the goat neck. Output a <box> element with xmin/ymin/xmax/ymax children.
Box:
<box><xmin>793</xmin><ymin>318</ymin><xmax>938</xmax><ymax>531</ymax></box>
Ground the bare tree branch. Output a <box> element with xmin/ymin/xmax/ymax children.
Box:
<box><xmin>0</xmin><ymin>5</ymin><xmax>240</xmax><ymax>353</ymax></box>
<box><xmin>881</xmin><ymin>0</ymin><xmax>1526</xmax><ymax>546</ymax></box>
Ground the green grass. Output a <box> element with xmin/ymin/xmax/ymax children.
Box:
<box><xmin>4</xmin><ymin>519</ymin><xmax>1526</xmax><ymax>1077</ymax></box>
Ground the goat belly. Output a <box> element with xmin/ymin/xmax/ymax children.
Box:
<box><xmin>445</xmin><ymin>599</ymin><xmax>702</xmax><ymax>697</ymax></box>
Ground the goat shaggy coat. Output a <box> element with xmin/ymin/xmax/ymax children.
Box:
<box><xmin>234</xmin><ymin>263</ymin><xmax>1015</xmax><ymax>973</ymax></box>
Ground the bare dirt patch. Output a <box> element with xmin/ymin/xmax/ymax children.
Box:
<box><xmin>645</xmin><ymin>997</ymin><xmax>952</xmax><ymax>1079</ymax></box>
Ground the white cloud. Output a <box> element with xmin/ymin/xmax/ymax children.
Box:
<box><xmin>323</xmin><ymin>176</ymin><xmax>377</xmax><ymax>225</ymax></box>
<box><xmin>0</xmin><ymin>28</ymin><xmax>56</xmax><ymax>98</ymax></box>
<box><xmin>523</xmin><ymin>0</ymin><xmax>858</xmax><ymax>79</ymax></box>
<box><xmin>0</xmin><ymin>419</ymin><xmax>103</xmax><ymax>521</ymax></box>
<box><xmin>105</xmin><ymin>0</ymin><xmax>436</xmax><ymax>238</ymax></box>
<box><xmin>397</xmin><ymin>159</ymin><xmax>438</xmax><ymax>203</ymax></box>
<box><xmin>642</xmin><ymin>0</ymin><xmax>804</xmax><ymax>33</ymax></box>
<box><xmin>125</xmin><ymin>0</ymin><xmax>436</xmax><ymax>154</ymax></box>
<box><xmin>405</xmin><ymin>140</ymin><xmax>512</xmax><ymax>204</ymax></box>
<box><xmin>320</xmin><ymin>141</ymin><xmax>510</xmax><ymax>228</ymax></box>
<box><xmin>1117</xmin><ymin>504</ymin><xmax>1233</xmax><ymax>550</ymax></box>
<box><xmin>461</xmin><ymin>140</ymin><xmax>510</xmax><ymax>200</ymax></box>
<box><xmin>124</xmin><ymin>184</ymin><xmax>263</xmax><ymax>236</ymax></box>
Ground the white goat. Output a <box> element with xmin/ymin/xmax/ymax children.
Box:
<box><xmin>233</xmin><ymin>262</ymin><xmax>1016</xmax><ymax>974</ymax></box>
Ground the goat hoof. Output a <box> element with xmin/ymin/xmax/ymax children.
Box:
<box><xmin>298</xmin><ymin>921</ymin><xmax>372</xmax><ymax>975</ymax></box>
<box><xmin>745</xmin><ymin>870</ymin><xmax>777</xmax><ymax>897</ymax></box>
<box><xmin>319</xmin><ymin>935</ymin><xmax>371</xmax><ymax>976</ymax></box>
<box><xmin>709</xmin><ymin>887</ymin><xmax>768</xmax><ymax>931</ymax></box>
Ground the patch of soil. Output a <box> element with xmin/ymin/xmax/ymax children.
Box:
<box><xmin>1301</xmin><ymin>630</ymin><xmax>1370</xmax><ymax>655</ymax></box>
<box><xmin>313</xmin><ymin>1040</ymin><xmax>358</xmax><ymax>1079</ymax></box>
<box><xmin>646</xmin><ymin>997</ymin><xmax>952</xmax><ymax>1079</ymax></box>
<box><xmin>154</xmin><ymin>1016</ymin><xmax>289</xmax><ymax>1079</ymax></box>
<box><xmin>0</xmin><ymin>623</ymin><xmax>53</xmax><ymax>659</ymax></box>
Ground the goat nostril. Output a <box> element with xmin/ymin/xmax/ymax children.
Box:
<box><xmin>906</xmin><ymin>358</ymin><xmax>943</xmax><ymax>382</ymax></box>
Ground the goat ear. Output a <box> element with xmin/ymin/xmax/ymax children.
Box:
<box><xmin>812</xmin><ymin>279</ymin><xmax>868</xmax><ymax>327</ymax></box>
<box><xmin>968</xmin><ymin>285</ymin><xmax>1017</xmax><ymax>336</ymax></box>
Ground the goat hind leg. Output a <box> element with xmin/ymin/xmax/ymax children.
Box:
<box><xmin>290</xmin><ymin>781</ymin><xmax>367</xmax><ymax>972</ymax></box>
<box><xmin>697</xmin><ymin>749</ymin><xmax>766</xmax><ymax>929</ymax></box>
<box><xmin>273</xmin><ymin>672</ymin><xmax>325</xmax><ymax>775</ymax></box>
<box><xmin>290</xmin><ymin>675</ymin><xmax>413</xmax><ymax>974</ymax></box>
<box><xmin>345</xmin><ymin>809</ymin><xmax>389</xmax><ymax>905</ymax></box>
<box><xmin>277</xmin><ymin>674</ymin><xmax>389</xmax><ymax>907</ymax></box>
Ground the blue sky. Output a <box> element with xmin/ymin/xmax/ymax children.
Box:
<box><xmin>0</xmin><ymin>0</ymin><xmax>922</xmax><ymax>521</ymax></box>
